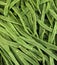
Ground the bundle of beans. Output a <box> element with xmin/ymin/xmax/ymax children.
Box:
<box><xmin>0</xmin><ymin>0</ymin><xmax>57</xmax><ymax>65</ymax></box>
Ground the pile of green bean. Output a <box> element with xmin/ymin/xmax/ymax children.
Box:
<box><xmin>0</xmin><ymin>0</ymin><xmax>57</xmax><ymax>65</ymax></box>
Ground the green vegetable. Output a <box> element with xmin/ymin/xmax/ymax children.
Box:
<box><xmin>0</xmin><ymin>0</ymin><xmax>57</xmax><ymax>65</ymax></box>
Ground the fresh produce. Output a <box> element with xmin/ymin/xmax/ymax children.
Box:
<box><xmin>0</xmin><ymin>0</ymin><xmax>57</xmax><ymax>65</ymax></box>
